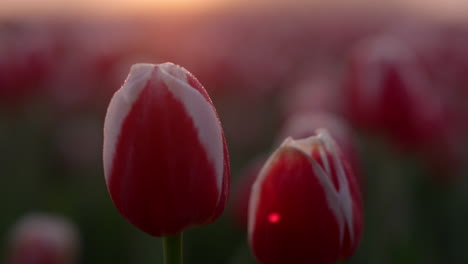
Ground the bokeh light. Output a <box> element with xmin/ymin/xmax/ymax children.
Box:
<box><xmin>268</xmin><ymin>213</ymin><xmax>281</xmax><ymax>224</ymax></box>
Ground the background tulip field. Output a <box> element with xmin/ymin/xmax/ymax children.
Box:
<box><xmin>1</xmin><ymin>1</ymin><xmax>468</xmax><ymax>263</ymax></box>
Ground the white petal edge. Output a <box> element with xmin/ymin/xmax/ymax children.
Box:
<box><xmin>103</xmin><ymin>63</ymin><xmax>154</xmax><ymax>182</ymax></box>
<box><xmin>248</xmin><ymin>129</ymin><xmax>355</xmax><ymax>246</ymax></box>
<box><xmin>157</xmin><ymin>63</ymin><xmax>224</xmax><ymax>194</ymax></box>
<box><xmin>103</xmin><ymin>63</ymin><xmax>225</xmax><ymax>197</ymax></box>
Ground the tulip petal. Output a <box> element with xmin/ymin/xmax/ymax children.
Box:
<box><xmin>249</xmin><ymin>129</ymin><xmax>362</xmax><ymax>263</ymax></box>
<box><xmin>157</xmin><ymin>63</ymin><xmax>224</xmax><ymax>192</ymax></box>
<box><xmin>103</xmin><ymin>63</ymin><xmax>229</xmax><ymax>236</ymax></box>
<box><xmin>103</xmin><ymin>63</ymin><xmax>154</xmax><ymax>181</ymax></box>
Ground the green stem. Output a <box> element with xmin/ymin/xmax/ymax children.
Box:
<box><xmin>163</xmin><ymin>233</ymin><xmax>183</xmax><ymax>264</ymax></box>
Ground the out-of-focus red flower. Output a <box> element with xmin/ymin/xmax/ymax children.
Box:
<box><xmin>344</xmin><ymin>35</ymin><xmax>461</xmax><ymax>176</ymax></box>
<box><xmin>249</xmin><ymin>129</ymin><xmax>363</xmax><ymax>264</ymax></box>
<box><xmin>345</xmin><ymin>36</ymin><xmax>445</xmax><ymax>145</ymax></box>
<box><xmin>0</xmin><ymin>33</ymin><xmax>53</xmax><ymax>109</ymax></box>
<box><xmin>7</xmin><ymin>214</ymin><xmax>79</xmax><ymax>264</ymax></box>
<box><xmin>103</xmin><ymin>62</ymin><xmax>230</xmax><ymax>236</ymax></box>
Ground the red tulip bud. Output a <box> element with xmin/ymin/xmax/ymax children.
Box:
<box><xmin>103</xmin><ymin>62</ymin><xmax>230</xmax><ymax>236</ymax></box>
<box><xmin>249</xmin><ymin>129</ymin><xmax>363</xmax><ymax>264</ymax></box>
<box><xmin>7</xmin><ymin>214</ymin><xmax>79</xmax><ymax>264</ymax></box>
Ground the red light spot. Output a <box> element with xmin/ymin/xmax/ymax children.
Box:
<box><xmin>268</xmin><ymin>212</ymin><xmax>280</xmax><ymax>223</ymax></box>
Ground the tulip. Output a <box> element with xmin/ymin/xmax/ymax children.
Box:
<box><xmin>344</xmin><ymin>35</ymin><xmax>447</xmax><ymax>146</ymax></box>
<box><xmin>248</xmin><ymin>129</ymin><xmax>363</xmax><ymax>264</ymax></box>
<box><xmin>103</xmin><ymin>62</ymin><xmax>230</xmax><ymax>263</ymax></box>
<box><xmin>344</xmin><ymin>35</ymin><xmax>460</xmax><ymax>175</ymax></box>
<box><xmin>233</xmin><ymin>113</ymin><xmax>361</xmax><ymax>231</ymax></box>
<box><xmin>6</xmin><ymin>214</ymin><xmax>80</xmax><ymax>264</ymax></box>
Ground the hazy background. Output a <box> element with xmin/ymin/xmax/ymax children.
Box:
<box><xmin>1</xmin><ymin>1</ymin><xmax>468</xmax><ymax>264</ymax></box>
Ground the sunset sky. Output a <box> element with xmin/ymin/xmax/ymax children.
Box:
<box><xmin>1</xmin><ymin>0</ymin><xmax>468</xmax><ymax>20</ymax></box>
<box><xmin>1</xmin><ymin>0</ymin><xmax>231</xmax><ymax>17</ymax></box>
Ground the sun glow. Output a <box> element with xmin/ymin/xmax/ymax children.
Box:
<box><xmin>1</xmin><ymin>0</ymin><xmax>468</xmax><ymax>20</ymax></box>
<box><xmin>115</xmin><ymin>0</ymin><xmax>225</xmax><ymax>13</ymax></box>
<box><xmin>0</xmin><ymin>0</ymin><xmax>230</xmax><ymax>18</ymax></box>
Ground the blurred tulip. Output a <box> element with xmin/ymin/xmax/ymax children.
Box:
<box><xmin>249</xmin><ymin>129</ymin><xmax>363</xmax><ymax>264</ymax></box>
<box><xmin>345</xmin><ymin>35</ymin><xmax>414</xmax><ymax>131</ymax></box>
<box><xmin>344</xmin><ymin>36</ymin><xmax>448</xmax><ymax>147</ymax></box>
<box><xmin>6</xmin><ymin>214</ymin><xmax>79</xmax><ymax>264</ymax></box>
<box><xmin>103</xmin><ymin>62</ymin><xmax>230</xmax><ymax>236</ymax></box>
<box><xmin>0</xmin><ymin>37</ymin><xmax>52</xmax><ymax>110</ymax></box>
